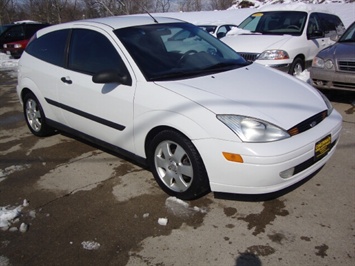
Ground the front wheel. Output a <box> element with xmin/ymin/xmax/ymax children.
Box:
<box><xmin>23</xmin><ymin>92</ymin><xmax>54</xmax><ymax>137</ymax></box>
<box><xmin>148</xmin><ymin>130</ymin><xmax>210</xmax><ymax>200</ymax></box>
<box><xmin>288</xmin><ymin>57</ymin><xmax>304</xmax><ymax>76</ymax></box>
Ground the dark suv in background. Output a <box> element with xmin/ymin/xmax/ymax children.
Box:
<box><xmin>0</xmin><ymin>22</ymin><xmax>49</xmax><ymax>58</ymax></box>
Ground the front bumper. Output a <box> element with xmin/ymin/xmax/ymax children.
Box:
<box><xmin>193</xmin><ymin>109</ymin><xmax>342</xmax><ymax>195</ymax></box>
<box><xmin>310</xmin><ymin>67</ymin><xmax>355</xmax><ymax>91</ymax></box>
<box><xmin>254</xmin><ymin>59</ymin><xmax>291</xmax><ymax>73</ymax></box>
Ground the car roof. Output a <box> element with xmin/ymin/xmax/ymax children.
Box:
<box><xmin>37</xmin><ymin>15</ymin><xmax>186</xmax><ymax>36</ymax></box>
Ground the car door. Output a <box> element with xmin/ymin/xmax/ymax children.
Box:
<box><xmin>57</xmin><ymin>27</ymin><xmax>136</xmax><ymax>153</ymax></box>
<box><xmin>305</xmin><ymin>13</ymin><xmax>329</xmax><ymax>62</ymax></box>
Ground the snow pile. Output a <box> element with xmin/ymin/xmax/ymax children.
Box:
<box><xmin>158</xmin><ymin>217</ymin><xmax>168</xmax><ymax>226</ymax></box>
<box><xmin>0</xmin><ymin>205</ymin><xmax>22</xmax><ymax>229</ymax></box>
<box><xmin>0</xmin><ymin>164</ymin><xmax>31</xmax><ymax>182</ymax></box>
<box><xmin>165</xmin><ymin>196</ymin><xmax>207</xmax><ymax>218</ymax></box>
<box><xmin>0</xmin><ymin>200</ymin><xmax>33</xmax><ymax>232</ymax></box>
<box><xmin>0</xmin><ymin>53</ymin><xmax>19</xmax><ymax>70</ymax></box>
<box><xmin>81</xmin><ymin>240</ymin><xmax>101</xmax><ymax>250</ymax></box>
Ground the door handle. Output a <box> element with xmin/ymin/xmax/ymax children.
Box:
<box><xmin>61</xmin><ymin>77</ymin><xmax>72</xmax><ymax>84</ymax></box>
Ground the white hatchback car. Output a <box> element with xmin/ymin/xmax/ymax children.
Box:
<box><xmin>17</xmin><ymin>15</ymin><xmax>342</xmax><ymax>200</ymax></box>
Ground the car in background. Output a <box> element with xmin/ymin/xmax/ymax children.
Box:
<box><xmin>310</xmin><ymin>21</ymin><xmax>355</xmax><ymax>91</ymax></box>
<box><xmin>17</xmin><ymin>16</ymin><xmax>342</xmax><ymax>200</ymax></box>
<box><xmin>1</xmin><ymin>22</ymin><xmax>49</xmax><ymax>58</ymax></box>
<box><xmin>198</xmin><ymin>23</ymin><xmax>237</xmax><ymax>38</ymax></box>
<box><xmin>221</xmin><ymin>4</ymin><xmax>345</xmax><ymax>76</ymax></box>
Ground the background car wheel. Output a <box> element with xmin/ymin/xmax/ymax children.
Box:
<box><xmin>23</xmin><ymin>92</ymin><xmax>54</xmax><ymax>137</ymax></box>
<box><xmin>148</xmin><ymin>129</ymin><xmax>210</xmax><ymax>200</ymax></box>
<box><xmin>288</xmin><ymin>57</ymin><xmax>304</xmax><ymax>76</ymax></box>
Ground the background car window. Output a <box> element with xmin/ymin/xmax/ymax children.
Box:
<box><xmin>25</xmin><ymin>24</ymin><xmax>49</xmax><ymax>38</ymax></box>
<box><xmin>307</xmin><ymin>14</ymin><xmax>320</xmax><ymax>35</ymax></box>
<box><xmin>1</xmin><ymin>25</ymin><xmax>24</xmax><ymax>42</ymax></box>
<box><xmin>68</xmin><ymin>29</ymin><xmax>128</xmax><ymax>76</ymax></box>
<box><xmin>26</xmin><ymin>29</ymin><xmax>69</xmax><ymax>67</ymax></box>
<box><xmin>239</xmin><ymin>11</ymin><xmax>306</xmax><ymax>35</ymax></box>
<box><xmin>316</xmin><ymin>13</ymin><xmax>345</xmax><ymax>37</ymax></box>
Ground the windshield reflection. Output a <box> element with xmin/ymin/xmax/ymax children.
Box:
<box><xmin>115</xmin><ymin>23</ymin><xmax>248</xmax><ymax>81</ymax></box>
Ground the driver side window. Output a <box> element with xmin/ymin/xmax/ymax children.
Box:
<box><xmin>68</xmin><ymin>29</ymin><xmax>129</xmax><ymax>77</ymax></box>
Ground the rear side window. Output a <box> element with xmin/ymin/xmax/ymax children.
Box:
<box><xmin>26</xmin><ymin>29</ymin><xmax>69</xmax><ymax>67</ymax></box>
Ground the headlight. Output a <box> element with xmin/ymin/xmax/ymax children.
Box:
<box><xmin>318</xmin><ymin>91</ymin><xmax>333</xmax><ymax>116</ymax></box>
<box><xmin>3</xmin><ymin>44</ymin><xmax>7</xmax><ymax>48</ymax></box>
<box><xmin>14</xmin><ymin>44</ymin><xmax>23</xmax><ymax>48</ymax></box>
<box><xmin>258</xmin><ymin>50</ymin><xmax>289</xmax><ymax>60</ymax></box>
<box><xmin>312</xmin><ymin>57</ymin><xmax>334</xmax><ymax>69</ymax></box>
<box><xmin>312</xmin><ymin>57</ymin><xmax>324</xmax><ymax>68</ymax></box>
<box><xmin>217</xmin><ymin>115</ymin><xmax>290</xmax><ymax>142</ymax></box>
<box><xmin>324</xmin><ymin>59</ymin><xmax>334</xmax><ymax>69</ymax></box>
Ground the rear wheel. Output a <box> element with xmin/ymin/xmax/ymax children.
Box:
<box><xmin>23</xmin><ymin>92</ymin><xmax>54</xmax><ymax>137</ymax></box>
<box><xmin>288</xmin><ymin>57</ymin><xmax>304</xmax><ymax>76</ymax></box>
<box><xmin>148</xmin><ymin>129</ymin><xmax>210</xmax><ymax>200</ymax></box>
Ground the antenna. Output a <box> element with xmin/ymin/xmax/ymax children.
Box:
<box><xmin>147</xmin><ymin>11</ymin><xmax>159</xmax><ymax>23</ymax></box>
<box><xmin>117</xmin><ymin>0</ymin><xmax>158</xmax><ymax>23</ymax></box>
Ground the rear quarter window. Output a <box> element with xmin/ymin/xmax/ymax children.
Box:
<box><xmin>26</xmin><ymin>29</ymin><xmax>69</xmax><ymax>67</ymax></box>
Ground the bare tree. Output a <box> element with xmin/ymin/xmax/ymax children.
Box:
<box><xmin>179</xmin><ymin>0</ymin><xmax>203</xmax><ymax>12</ymax></box>
<box><xmin>154</xmin><ymin>0</ymin><xmax>171</xmax><ymax>12</ymax></box>
<box><xmin>0</xmin><ymin>0</ymin><xmax>11</xmax><ymax>24</ymax></box>
<box><xmin>209</xmin><ymin>0</ymin><xmax>234</xmax><ymax>10</ymax></box>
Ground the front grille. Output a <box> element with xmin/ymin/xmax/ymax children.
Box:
<box><xmin>287</xmin><ymin>110</ymin><xmax>327</xmax><ymax>136</ymax></box>
<box><xmin>333</xmin><ymin>81</ymin><xmax>355</xmax><ymax>89</ymax></box>
<box><xmin>238</xmin><ymin>52</ymin><xmax>260</xmax><ymax>62</ymax></box>
<box><xmin>338</xmin><ymin>59</ymin><xmax>355</xmax><ymax>72</ymax></box>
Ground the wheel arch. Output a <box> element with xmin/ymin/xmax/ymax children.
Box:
<box><xmin>288</xmin><ymin>55</ymin><xmax>306</xmax><ymax>75</ymax></box>
<box><xmin>20</xmin><ymin>87</ymin><xmax>34</xmax><ymax>102</ymax></box>
<box><xmin>144</xmin><ymin>125</ymin><xmax>194</xmax><ymax>159</ymax></box>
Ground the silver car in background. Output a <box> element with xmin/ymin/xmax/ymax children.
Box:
<box><xmin>310</xmin><ymin>21</ymin><xmax>355</xmax><ymax>91</ymax></box>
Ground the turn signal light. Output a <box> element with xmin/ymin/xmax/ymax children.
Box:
<box><xmin>222</xmin><ymin>152</ymin><xmax>244</xmax><ymax>163</ymax></box>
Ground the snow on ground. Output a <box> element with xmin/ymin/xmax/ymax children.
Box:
<box><xmin>0</xmin><ymin>2</ymin><xmax>352</xmax><ymax>237</ymax></box>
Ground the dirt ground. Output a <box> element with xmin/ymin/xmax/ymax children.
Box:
<box><xmin>0</xmin><ymin>70</ymin><xmax>354</xmax><ymax>266</ymax></box>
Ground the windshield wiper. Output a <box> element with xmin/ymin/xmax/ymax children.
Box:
<box><xmin>150</xmin><ymin>61</ymin><xmax>250</xmax><ymax>81</ymax></box>
<box><xmin>150</xmin><ymin>70</ymin><xmax>206</xmax><ymax>81</ymax></box>
<box><xmin>203</xmin><ymin>61</ymin><xmax>249</xmax><ymax>71</ymax></box>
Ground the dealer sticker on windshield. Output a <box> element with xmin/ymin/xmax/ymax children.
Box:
<box><xmin>315</xmin><ymin>135</ymin><xmax>331</xmax><ymax>161</ymax></box>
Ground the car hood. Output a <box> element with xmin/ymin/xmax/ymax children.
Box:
<box><xmin>318</xmin><ymin>42</ymin><xmax>355</xmax><ymax>60</ymax></box>
<box><xmin>221</xmin><ymin>34</ymin><xmax>292</xmax><ymax>53</ymax></box>
<box><xmin>155</xmin><ymin>63</ymin><xmax>326</xmax><ymax>130</ymax></box>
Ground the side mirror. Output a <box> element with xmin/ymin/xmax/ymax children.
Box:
<box><xmin>308</xmin><ymin>30</ymin><xmax>325</xmax><ymax>39</ymax></box>
<box><xmin>92</xmin><ymin>70</ymin><xmax>132</xmax><ymax>86</ymax></box>
<box><xmin>217</xmin><ymin>32</ymin><xmax>226</xmax><ymax>39</ymax></box>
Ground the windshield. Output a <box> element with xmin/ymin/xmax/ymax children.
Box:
<box><xmin>339</xmin><ymin>22</ymin><xmax>355</xmax><ymax>43</ymax></box>
<box><xmin>238</xmin><ymin>11</ymin><xmax>307</xmax><ymax>36</ymax></box>
<box><xmin>115</xmin><ymin>23</ymin><xmax>248</xmax><ymax>81</ymax></box>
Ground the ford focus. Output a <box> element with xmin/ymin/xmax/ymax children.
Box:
<box><xmin>17</xmin><ymin>15</ymin><xmax>342</xmax><ymax>200</ymax></box>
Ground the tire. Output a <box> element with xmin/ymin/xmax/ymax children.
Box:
<box><xmin>288</xmin><ymin>57</ymin><xmax>304</xmax><ymax>76</ymax></box>
<box><xmin>23</xmin><ymin>92</ymin><xmax>54</xmax><ymax>137</ymax></box>
<box><xmin>148</xmin><ymin>129</ymin><xmax>210</xmax><ymax>200</ymax></box>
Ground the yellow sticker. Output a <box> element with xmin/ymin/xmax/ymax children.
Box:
<box><xmin>252</xmin><ymin>13</ymin><xmax>264</xmax><ymax>17</ymax></box>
